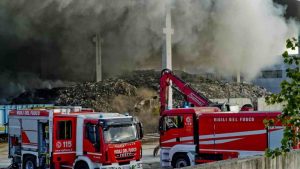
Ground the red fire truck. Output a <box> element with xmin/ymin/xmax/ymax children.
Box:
<box><xmin>158</xmin><ymin>69</ymin><xmax>295</xmax><ymax>168</ymax></box>
<box><xmin>8</xmin><ymin>106</ymin><xmax>143</xmax><ymax>169</ymax></box>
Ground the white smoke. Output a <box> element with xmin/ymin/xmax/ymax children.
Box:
<box><xmin>170</xmin><ymin>0</ymin><xmax>298</xmax><ymax>79</ymax></box>
<box><xmin>52</xmin><ymin>0</ymin><xmax>297</xmax><ymax>79</ymax></box>
<box><xmin>210</xmin><ymin>0</ymin><xmax>298</xmax><ymax>79</ymax></box>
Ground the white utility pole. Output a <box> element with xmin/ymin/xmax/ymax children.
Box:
<box><xmin>162</xmin><ymin>5</ymin><xmax>174</xmax><ymax>109</ymax></box>
<box><xmin>236</xmin><ymin>61</ymin><xmax>241</xmax><ymax>83</ymax></box>
<box><xmin>236</xmin><ymin>70</ymin><xmax>241</xmax><ymax>83</ymax></box>
<box><xmin>93</xmin><ymin>33</ymin><xmax>103</xmax><ymax>82</ymax></box>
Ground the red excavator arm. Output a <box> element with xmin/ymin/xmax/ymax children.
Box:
<box><xmin>160</xmin><ymin>69</ymin><xmax>213</xmax><ymax>115</ymax></box>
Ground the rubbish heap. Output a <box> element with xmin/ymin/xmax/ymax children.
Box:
<box><xmin>11</xmin><ymin>70</ymin><xmax>271</xmax><ymax>132</ymax></box>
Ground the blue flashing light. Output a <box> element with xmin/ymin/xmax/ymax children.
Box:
<box><xmin>183</xmin><ymin>102</ymin><xmax>190</xmax><ymax>108</ymax></box>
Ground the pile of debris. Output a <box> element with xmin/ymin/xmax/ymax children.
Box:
<box><xmin>121</xmin><ymin>70</ymin><xmax>270</xmax><ymax>97</ymax></box>
<box><xmin>11</xmin><ymin>70</ymin><xmax>271</xmax><ymax>132</ymax></box>
<box><xmin>57</xmin><ymin>79</ymin><xmax>138</xmax><ymax>111</ymax></box>
<box><xmin>12</xmin><ymin>70</ymin><xmax>270</xmax><ymax>107</ymax></box>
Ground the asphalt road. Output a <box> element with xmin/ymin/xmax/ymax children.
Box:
<box><xmin>141</xmin><ymin>142</ymin><xmax>161</xmax><ymax>169</ymax></box>
<box><xmin>0</xmin><ymin>142</ymin><xmax>160</xmax><ymax>169</ymax></box>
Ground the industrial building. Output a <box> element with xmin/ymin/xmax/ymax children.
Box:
<box><xmin>252</xmin><ymin>54</ymin><xmax>298</xmax><ymax>93</ymax></box>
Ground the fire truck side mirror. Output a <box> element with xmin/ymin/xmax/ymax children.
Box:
<box><xmin>137</xmin><ymin>122</ymin><xmax>144</xmax><ymax>140</ymax></box>
<box><xmin>159</xmin><ymin>117</ymin><xmax>165</xmax><ymax>134</ymax></box>
<box><xmin>99</xmin><ymin>121</ymin><xmax>104</xmax><ymax>127</ymax></box>
<box><xmin>133</xmin><ymin>117</ymin><xmax>143</xmax><ymax>140</ymax></box>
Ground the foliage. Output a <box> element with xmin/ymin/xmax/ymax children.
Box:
<box><xmin>265</xmin><ymin>38</ymin><xmax>300</xmax><ymax>158</ymax></box>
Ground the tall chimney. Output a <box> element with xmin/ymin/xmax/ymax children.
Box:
<box><xmin>162</xmin><ymin>5</ymin><xmax>174</xmax><ymax>109</ymax></box>
<box><xmin>93</xmin><ymin>33</ymin><xmax>103</xmax><ymax>82</ymax></box>
<box><xmin>236</xmin><ymin>70</ymin><xmax>241</xmax><ymax>83</ymax></box>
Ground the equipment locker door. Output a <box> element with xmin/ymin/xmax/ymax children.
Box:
<box><xmin>212</xmin><ymin>113</ymin><xmax>268</xmax><ymax>156</ymax></box>
<box><xmin>37</xmin><ymin>120</ymin><xmax>50</xmax><ymax>168</ymax></box>
<box><xmin>83</xmin><ymin>119</ymin><xmax>103</xmax><ymax>163</ymax></box>
<box><xmin>160</xmin><ymin>113</ymin><xmax>195</xmax><ymax>147</ymax></box>
<box><xmin>8</xmin><ymin>118</ymin><xmax>21</xmax><ymax>156</ymax></box>
<box><xmin>52</xmin><ymin>117</ymin><xmax>77</xmax><ymax>166</ymax></box>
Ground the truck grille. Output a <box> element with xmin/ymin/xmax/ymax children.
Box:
<box><xmin>115</xmin><ymin>152</ymin><xmax>135</xmax><ymax>161</ymax></box>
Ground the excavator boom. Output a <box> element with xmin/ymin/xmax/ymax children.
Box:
<box><xmin>160</xmin><ymin>69</ymin><xmax>212</xmax><ymax>115</ymax></box>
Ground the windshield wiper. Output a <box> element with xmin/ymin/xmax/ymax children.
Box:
<box><xmin>120</xmin><ymin>136</ymin><xmax>137</xmax><ymax>143</ymax></box>
<box><xmin>109</xmin><ymin>138</ymin><xmax>136</xmax><ymax>144</ymax></box>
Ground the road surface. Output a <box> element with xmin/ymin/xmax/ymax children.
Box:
<box><xmin>0</xmin><ymin>142</ymin><xmax>160</xmax><ymax>169</ymax></box>
<box><xmin>141</xmin><ymin>142</ymin><xmax>161</xmax><ymax>169</ymax></box>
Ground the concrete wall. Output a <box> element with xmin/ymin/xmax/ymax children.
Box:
<box><xmin>211</xmin><ymin>98</ymin><xmax>252</xmax><ymax>108</ymax></box>
<box><xmin>211</xmin><ymin>98</ymin><xmax>284</xmax><ymax>111</ymax></box>
<box><xmin>185</xmin><ymin>150</ymin><xmax>300</xmax><ymax>169</ymax></box>
<box><xmin>257</xmin><ymin>98</ymin><xmax>284</xmax><ymax>111</ymax></box>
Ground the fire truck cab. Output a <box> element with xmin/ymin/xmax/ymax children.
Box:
<box><xmin>8</xmin><ymin>107</ymin><xmax>143</xmax><ymax>169</ymax></box>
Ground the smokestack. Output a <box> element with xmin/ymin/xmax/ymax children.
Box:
<box><xmin>93</xmin><ymin>34</ymin><xmax>103</xmax><ymax>82</ymax></box>
<box><xmin>236</xmin><ymin>70</ymin><xmax>241</xmax><ymax>83</ymax></box>
<box><xmin>236</xmin><ymin>64</ymin><xmax>241</xmax><ymax>83</ymax></box>
<box><xmin>162</xmin><ymin>4</ymin><xmax>174</xmax><ymax>109</ymax></box>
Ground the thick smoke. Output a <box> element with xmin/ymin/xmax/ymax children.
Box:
<box><xmin>0</xmin><ymin>0</ymin><xmax>298</xmax><ymax>101</ymax></box>
<box><xmin>171</xmin><ymin>0</ymin><xmax>299</xmax><ymax>80</ymax></box>
<box><xmin>0</xmin><ymin>71</ymin><xmax>67</xmax><ymax>103</ymax></box>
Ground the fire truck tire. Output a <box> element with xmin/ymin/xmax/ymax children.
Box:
<box><xmin>74</xmin><ymin>161</ymin><xmax>89</xmax><ymax>169</ymax></box>
<box><xmin>23</xmin><ymin>156</ymin><xmax>37</xmax><ymax>169</ymax></box>
<box><xmin>171</xmin><ymin>153</ymin><xmax>190</xmax><ymax>168</ymax></box>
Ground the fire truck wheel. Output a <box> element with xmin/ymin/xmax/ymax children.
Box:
<box><xmin>172</xmin><ymin>153</ymin><xmax>190</xmax><ymax>168</ymax></box>
<box><xmin>74</xmin><ymin>161</ymin><xmax>89</xmax><ymax>169</ymax></box>
<box><xmin>23</xmin><ymin>156</ymin><xmax>37</xmax><ymax>169</ymax></box>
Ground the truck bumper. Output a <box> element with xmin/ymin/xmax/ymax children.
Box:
<box><xmin>95</xmin><ymin>160</ymin><xmax>143</xmax><ymax>169</ymax></box>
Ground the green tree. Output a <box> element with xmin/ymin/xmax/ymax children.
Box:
<box><xmin>265</xmin><ymin>38</ymin><xmax>300</xmax><ymax>158</ymax></box>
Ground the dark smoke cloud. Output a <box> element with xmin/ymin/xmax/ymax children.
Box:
<box><xmin>0</xmin><ymin>71</ymin><xmax>67</xmax><ymax>103</ymax></box>
<box><xmin>0</xmin><ymin>0</ymin><xmax>298</xmax><ymax>102</ymax></box>
<box><xmin>0</xmin><ymin>0</ymin><xmax>166</xmax><ymax>79</ymax></box>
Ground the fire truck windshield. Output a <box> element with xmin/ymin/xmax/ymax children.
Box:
<box><xmin>104</xmin><ymin>124</ymin><xmax>137</xmax><ymax>143</ymax></box>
